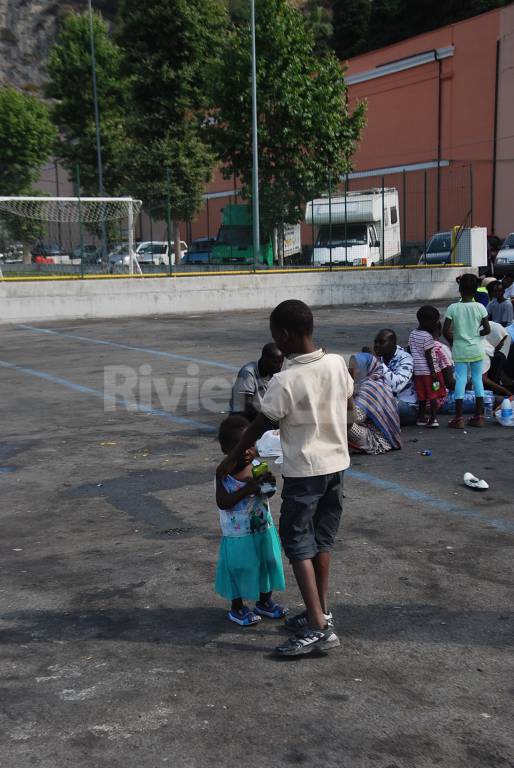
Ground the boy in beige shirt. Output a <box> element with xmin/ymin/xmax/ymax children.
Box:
<box><xmin>217</xmin><ymin>299</ymin><xmax>354</xmax><ymax>656</ymax></box>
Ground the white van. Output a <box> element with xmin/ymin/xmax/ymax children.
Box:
<box><xmin>305</xmin><ymin>188</ymin><xmax>401</xmax><ymax>267</ymax></box>
<box><xmin>136</xmin><ymin>240</ymin><xmax>188</xmax><ymax>266</ymax></box>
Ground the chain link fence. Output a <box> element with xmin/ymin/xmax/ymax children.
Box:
<box><xmin>0</xmin><ymin>163</ymin><xmax>475</xmax><ymax>278</ymax></box>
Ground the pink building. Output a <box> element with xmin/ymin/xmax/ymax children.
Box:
<box><xmin>344</xmin><ymin>3</ymin><xmax>514</xmax><ymax>240</ymax></box>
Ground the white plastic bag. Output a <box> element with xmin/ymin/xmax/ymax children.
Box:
<box><xmin>256</xmin><ymin>430</ymin><xmax>283</xmax><ymax>464</ymax></box>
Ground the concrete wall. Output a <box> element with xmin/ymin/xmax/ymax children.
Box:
<box><xmin>0</xmin><ymin>267</ymin><xmax>466</xmax><ymax>324</ymax></box>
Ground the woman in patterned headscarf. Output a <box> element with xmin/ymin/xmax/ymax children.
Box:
<box><xmin>348</xmin><ymin>352</ymin><xmax>401</xmax><ymax>455</ymax></box>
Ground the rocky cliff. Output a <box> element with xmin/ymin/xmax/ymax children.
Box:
<box><xmin>0</xmin><ymin>0</ymin><xmax>310</xmax><ymax>92</ymax></box>
<box><xmin>0</xmin><ymin>0</ymin><xmax>117</xmax><ymax>92</ymax></box>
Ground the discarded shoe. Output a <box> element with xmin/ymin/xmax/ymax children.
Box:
<box><xmin>463</xmin><ymin>472</ymin><xmax>489</xmax><ymax>491</ymax></box>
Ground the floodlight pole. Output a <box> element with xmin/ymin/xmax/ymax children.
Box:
<box><xmin>87</xmin><ymin>0</ymin><xmax>108</xmax><ymax>259</ymax></box>
<box><xmin>88</xmin><ymin>0</ymin><xmax>104</xmax><ymax>196</ymax></box>
<box><xmin>250</xmin><ymin>0</ymin><xmax>260</xmax><ymax>271</ymax></box>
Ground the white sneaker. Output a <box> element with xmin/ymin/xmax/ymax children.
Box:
<box><xmin>275</xmin><ymin>628</ymin><xmax>340</xmax><ymax>656</ymax></box>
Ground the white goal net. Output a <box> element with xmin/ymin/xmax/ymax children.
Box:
<box><xmin>0</xmin><ymin>196</ymin><xmax>142</xmax><ymax>277</ymax></box>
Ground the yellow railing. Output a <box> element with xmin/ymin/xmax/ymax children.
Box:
<box><xmin>0</xmin><ymin>262</ymin><xmax>468</xmax><ymax>283</ymax></box>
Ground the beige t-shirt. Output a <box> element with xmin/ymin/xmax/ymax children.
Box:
<box><xmin>259</xmin><ymin>349</ymin><xmax>353</xmax><ymax>478</ymax></box>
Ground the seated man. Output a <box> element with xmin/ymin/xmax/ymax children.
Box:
<box><xmin>487</xmin><ymin>282</ymin><xmax>514</xmax><ymax>327</ymax></box>
<box><xmin>374</xmin><ymin>329</ymin><xmax>418</xmax><ymax>426</ymax></box>
<box><xmin>229</xmin><ymin>342</ymin><xmax>283</xmax><ymax>420</ymax></box>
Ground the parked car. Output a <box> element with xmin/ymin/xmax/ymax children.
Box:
<box><xmin>180</xmin><ymin>237</ymin><xmax>216</xmax><ymax>265</ymax></box>
<box><xmin>31</xmin><ymin>242</ymin><xmax>69</xmax><ymax>264</ymax></box>
<box><xmin>72</xmin><ymin>244</ymin><xmax>102</xmax><ymax>264</ymax></box>
<box><xmin>136</xmin><ymin>240</ymin><xmax>188</xmax><ymax>266</ymax></box>
<box><xmin>0</xmin><ymin>242</ymin><xmax>23</xmax><ymax>262</ymax></box>
<box><xmin>108</xmin><ymin>243</ymin><xmax>131</xmax><ymax>270</ymax></box>
<box><xmin>494</xmin><ymin>233</ymin><xmax>514</xmax><ymax>270</ymax></box>
<box><xmin>418</xmin><ymin>231</ymin><xmax>452</xmax><ymax>265</ymax></box>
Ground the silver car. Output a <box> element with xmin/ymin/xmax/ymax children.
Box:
<box><xmin>495</xmin><ymin>233</ymin><xmax>514</xmax><ymax>267</ymax></box>
<box><xmin>418</xmin><ymin>231</ymin><xmax>452</xmax><ymax>265</ymax></box>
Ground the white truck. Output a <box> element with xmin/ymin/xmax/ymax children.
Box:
<box><xmin>305</xmin><ymin>187</ymin><xmax>401</xmax><ymax>267</ymax></box>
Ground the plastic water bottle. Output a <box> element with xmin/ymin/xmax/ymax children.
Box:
<box><xmin>500</xmin><ymin>397</ymin><xmax>513</xmax><ymax>424</ymax></box>
<box><xmin>251</xmin><ymin>459</ymin><xmax>276</xmax><ymax>498</ymax></box>
<box><xmin>484</xmin><ymin>392</ymin><xmax>495</xmax><ymax>421</ymax></box>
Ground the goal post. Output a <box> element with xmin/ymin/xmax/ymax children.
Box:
<box><xmin>0</xmin><ymin>196</ymin><xmax>143</xmax><ymax>277</ymax></box>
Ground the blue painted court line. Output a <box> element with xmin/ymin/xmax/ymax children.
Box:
<box><xmin>0</xmin><ymin>359</ymin><xmax>216</xmax><ymax>433</ymax></box>
<box><xmin>347</xmin><ymin>468</ymin><xmax>514</xmax><ymax>534</ymax></box>
<box><xmin>17</xmin><ymin>325</ymin><xmax>239</xmax><ymax>372</ymax></box>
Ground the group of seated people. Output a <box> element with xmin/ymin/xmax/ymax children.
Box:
<box><xmin>229</xmin><ymin>275</ymin><xmax>514</xmax><ymax>457</ymax></box>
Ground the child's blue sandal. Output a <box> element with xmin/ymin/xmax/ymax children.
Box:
<box><xmin>228</xmin><ymin>606</ymin><xmax>262</xmax><ymax>626</ymax></box>
<box><xmin>254</xmin><ymin>600</ymin><xmax>288</xmax><ymax>620</ymax></box>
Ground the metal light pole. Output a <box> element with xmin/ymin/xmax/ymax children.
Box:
<box><xmin>88</xmin><ymin>0</ymin><xmax>104</xmax><ymax>196</ymax></box>
<box><xmin>87</xmin><ymin>0</ymin><xmax>108</xmax><ymax>261</ymax></box>
<box><xmin>250</xmin><ymin>0</ymin><xmax>260</xmax><ymax>270</ymax></box>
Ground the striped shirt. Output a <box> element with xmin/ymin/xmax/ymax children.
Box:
<box><xmin>408</xmin><ymin>329</ymin><xmax>435</xmax><ymax>375</ymax></box>
<box><xmin>433</xmin><ymin>340</ymin><xmax>453</xmax><ymax>373</ymax></box>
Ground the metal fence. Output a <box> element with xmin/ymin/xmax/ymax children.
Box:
<box><xmin>0</xmin><ymin>163</ymin><xmax>475</xmax><ymax>279</ymax></box>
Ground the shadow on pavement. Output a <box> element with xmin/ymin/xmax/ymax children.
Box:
<box><xmin>0</xmin><ymin>604</ymin><xmax>512</xmax><ymax>648</ymax></box>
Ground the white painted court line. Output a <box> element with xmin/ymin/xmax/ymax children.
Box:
<box><xmin>0</xmin><ymin>358</ymin><xmax>217</xmax><ymax>432</ymax></box>
<box><xmin>17</xmin><ymin>324</ymin><xmax>239</xmax><ymax>372</ymax></box>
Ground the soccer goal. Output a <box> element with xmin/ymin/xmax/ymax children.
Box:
<box><xmin>0</xmin><ymin>196</ymin><xmax>142</xmax><ymax>278</ymax></box>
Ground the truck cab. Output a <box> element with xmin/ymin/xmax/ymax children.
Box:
<box><xmin>212</xmin><ymin>204</ymin><xmax>274</xmax><ymax>267</ymax></box>
<box><xmin>313</xmin><ymin>222</ymin><xmax>381</xmax><ymax>267</ymax></box>
<box><xmin>212</xmin><ymin>204</ymin><xmax>301</xmax><ymax>267</ymax></box>
<box><xmin>306</xmin><ymin>188</ymin><xmax>401</xmax><ymax>267</ymax></box>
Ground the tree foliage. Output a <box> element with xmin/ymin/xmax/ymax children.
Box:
<box><xmin>211</xmin><ymin>0</ymin><xmax>366</xmax><ymax>233</ymax></box>
<box><xmin>303</xmin><ymin>0</ymin><xmax>333</xmax><ymax>55</ymax></box>
<box><xmin>0</xmin><ymin>86</ymin><xmax>56</xmax><ymax>194</ymax></box>
<box><xmin>0</xmin><ymin>86</ymin><xmax>55</xmax><ymax>246</ymax></box>
<box><xmin>116</xmin><ymin>0</ymin><xmax>229</xmax><ymax>223</ymax></box>
<box><xmin>330</xmin><ymin>0</ymin><xmax>509</xmax><ymax>56</ymax></box>
<box><xmin>46</xmin><ymin>11</ymin><xmax>128</xmax><ymax>195</ymax></box>
<box><xmin>331</xmin><ymin>0</ymin><xmax>372</xmax><ymax>59</ymax></box>
<box><xmin>227</xmin><ymin>0</ymin><xmax>250</xmax><ymax>24</ymax></box>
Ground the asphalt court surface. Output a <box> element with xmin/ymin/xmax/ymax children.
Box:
<box><xmin>1</xmin><ymin>302</ymin><xmax>513</xmax><ymax>768</ymax></box>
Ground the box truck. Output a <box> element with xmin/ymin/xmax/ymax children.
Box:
<box><xmin>212</xmin><ymin>204</ymin><xmax>301</xmax><ymax>267</ymax></box>
<box><xmin>305</xmin><ymin>188</ymin><xmax>401</xmax><ymax>267</ymax></box>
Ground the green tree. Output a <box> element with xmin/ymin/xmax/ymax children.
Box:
<box><xmin>0</xmin><ymin>86</ymin><xmax>56</xmax><ymax>255</ymax></box>
<box><xmin>46</xmin><ymin>10</ymin><xmax>128</xmax><ymax>195</ymax></box>
<box><xmin>303</xmin><ymin>0</ymin><xmax>334</xmax><ymax>55</ymax></box>
<box><xmin>0</xmin><ymin>86</ymin><xmax>56</xmax><ymax>193</ymax></box>
<box><xmin>368</xmin><ymin>0</ymin><xmax>509</xmax><ymax>51</ymax></box>
<box><xmin>227</xmin><ymin>0</ymin><xmax>250</xmax><ymax>24</ymax></box>
<box><xmin>331</xmin><ymin>0</ymin><xmax>372</xmax><ymax>59</ymax></box>
<box><xmin>211</xmin><ymin>0</ymin><xmax>366</xmax><ymax>246</ymax></box>
<box><xmin>117</xmin><ymin>0</ymin><xmax>229</xmax><ymax>261</ymax></box>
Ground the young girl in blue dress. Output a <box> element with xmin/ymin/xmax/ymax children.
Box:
<box><xmin>215</xmin><ymin>415</ymin><xmax>287</xmax><ymax>626</ymax></box>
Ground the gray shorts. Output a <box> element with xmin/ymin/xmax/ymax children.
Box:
<box><xmin>279</xmin><ymin>471</ymin><xmax>344</xmax><ymax>561</ymax></box>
